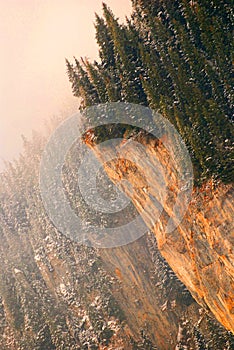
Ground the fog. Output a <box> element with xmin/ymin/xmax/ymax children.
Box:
<box><xmin>0</xmin><ymin>0</ymin><xmax>132</xmax><ymax>170</ymax></box>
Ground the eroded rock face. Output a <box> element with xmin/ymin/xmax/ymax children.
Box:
<box><xmin>89</xmin><ymin>133</ymin><xmax>234</xmax><ymax>333</ymax></box>
<box><xmin>0</xmin><ymin>133</ymin><xmax>233</xmax><ymax>349</ymax></box>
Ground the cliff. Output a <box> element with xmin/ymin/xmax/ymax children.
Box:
<box><xmin>87</xmin><ymin>130</ymin><xmax>234</xmax><ymax>334</ymax></box>
<box><xmin>0</xmin><ymin>133</ymin><xmax>233</xmax><ymax>349</ymax></box>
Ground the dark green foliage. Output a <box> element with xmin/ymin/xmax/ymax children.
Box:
<box><xmin>67</xmin><ymin>0</ymin><xmax>234</xmax><ymax>184</ymax></box>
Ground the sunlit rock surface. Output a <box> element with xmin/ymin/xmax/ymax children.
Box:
<box><xmin>0</xmin><ymin>131</ymin><xmax>233</xmax><ymax>349</ymax></box>
<box><xmin>88</xmin><ymin>131</ymin><xmax>234</xmax><ymax>334</ymax></box>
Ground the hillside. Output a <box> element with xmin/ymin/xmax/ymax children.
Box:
<box><xmin>0</xmin><ymin>0</ymin><xmax>233</xmax><ymax>349</ymax></box>
<box><xmin>0</xmin><ymin>122</ymin><xmax>233</xmax><ymax>349</ymax></box>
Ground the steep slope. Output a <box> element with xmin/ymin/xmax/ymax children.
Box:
<box><xmin>0</xmin><ymin>132</ymin><xmax>233</xmax><ymax>349</ymax></box>
<box><xmin>86</xmin><ymin>130</ymin><xmax>234</xmax><ymax>334</ymax></box>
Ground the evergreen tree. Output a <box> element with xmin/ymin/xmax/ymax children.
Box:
<box><xmin>95</xmin><ymin>10</ymin><xmax>122</xmax><ymax>101</ymax></box>
<box><xmin>84</xmin><ymin>59</ymin><xmax>109</xmax><ymax>103</ymax></box>
<box><xmin>102</xmin><ymin>3</ymin><xmax>147</xmax><ymax>104</ymax></box>
<box><xmin>67</xmin><ymin>0</ymin><xmax>234</xmax><ymax>184</ymax></box>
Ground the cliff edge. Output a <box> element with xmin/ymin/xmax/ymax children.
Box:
<box><xmin>87</xmin><ymin>131</ymin><xmax>234</xmax><ymax>333</ymax></box>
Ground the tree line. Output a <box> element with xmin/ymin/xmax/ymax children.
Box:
<box><xmin>66</xmin><ymin>0</ymin><xmax>233</xmax><ymax>184</ymax></box>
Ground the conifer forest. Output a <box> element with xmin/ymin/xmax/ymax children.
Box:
<box><xmin>0</xmin><ymin>1</ymin><xmax>233</xmax><ymax>349</ymax></box>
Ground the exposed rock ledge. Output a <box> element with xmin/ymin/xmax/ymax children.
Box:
<box><xmin>87</xmin><ymin>132</ymin><xmax>234</xmax><ymax>333</ymax></box>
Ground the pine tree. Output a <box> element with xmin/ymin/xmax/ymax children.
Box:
<box><xmin>95</xmin><ymin>10</ymin><xmax>122</xmax><ymax>101</ymax></box>
<box><xmin>67</xmin><ymin>0</ymin><xmax>234</xmax><ymax>184</ymax></box>
<box><xmin>84</xmin><ymin>60</ymin><xmax>109</xmax><ymax>103</ymax></box>
<box><xmin>102</xmin><ymin>3</ymin><xmax>147</xmax><ymax>104</ymax></box>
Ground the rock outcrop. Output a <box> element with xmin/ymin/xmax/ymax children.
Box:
<box><xmin>87</xmin><ymin>131</ymin><xmax>234</xmax><ymax>334</ymax></box>
<box><xmin>0</xmin><ymin>131</ymin><xmax>233</xmax><ymax>349</ymax></box>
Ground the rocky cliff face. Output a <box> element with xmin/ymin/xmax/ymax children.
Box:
<box><xmin>87</xmin><ymin>131</ymin><xmax>234</xmax><ymax>335</ymax></box>
<box><xmin>0</xmin><ymin>132</ymin><xmax>233</xmax><ymax>349</ymax></box>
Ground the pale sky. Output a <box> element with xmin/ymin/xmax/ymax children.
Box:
<box><xmin>0</xmin><ymin>0</ymin><xmax>132</xmax><ymax>169</ymax></box>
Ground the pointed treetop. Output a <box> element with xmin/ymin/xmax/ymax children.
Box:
<box><xmin>102</xmin><ymin>2</ymin><xmax>118</xmax><ymax>23</ymax></box>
